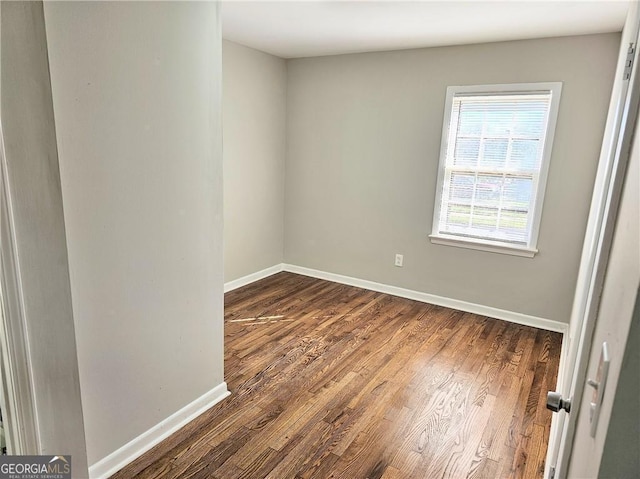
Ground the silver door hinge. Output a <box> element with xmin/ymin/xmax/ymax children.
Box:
<box><xmin>549</xmin><ymin>465</ymin><xmax>556</xmax><ymax>479</ymax></box>
<box><xmin>624</xmin><ymin>43</ymin><xmax>636</xmax><ymax>80</ymax></box>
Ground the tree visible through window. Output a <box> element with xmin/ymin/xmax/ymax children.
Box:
<box><xmin>431</xmin><ymin>83</ymin><xmax>562</xmax><ymax>257</ymax></box>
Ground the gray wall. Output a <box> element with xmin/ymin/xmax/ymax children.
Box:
<box><xmin>43</xmin><ymin>1</ymin><xmax>224</xmax><ymax>466</ymax></box>
<box><xmin>567</xmin><ymin>97</ymin><xmax>639</xmax><ymax>478</ymax></box>
<box><xmin>284</xmin><ymin>33</ymin><xmax>619</xmax><ymax>323</ymax></box>
<box><xmin>223</xmin><ymin>41</ymin><xmax>286</xmax><ymax>282</ymax></box>
<box><xmin>0</xmin><ymin>2</ymin><xmax>88</xmax><ymax>474</ymax></box>
<box><xmin>599</xmin><ymin>289</ymin><xmax>640</xmax><ymax>478</ymax></box>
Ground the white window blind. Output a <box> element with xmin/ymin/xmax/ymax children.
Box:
<box><xmin>431</xmin><ymin>83</ymin><xmax>562</xmax><ymax>256</ymax></box>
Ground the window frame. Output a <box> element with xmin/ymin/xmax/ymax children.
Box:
<box><xmin>429</xmin><ymin>82</ymin><xmax>563</xmax><ymax>258</ymax></box>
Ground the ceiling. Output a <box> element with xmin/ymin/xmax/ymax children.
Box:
<box><xmin>221</xmin><ymin>0</ymin><xmax>629</xmax><ymax>59</ymax></box>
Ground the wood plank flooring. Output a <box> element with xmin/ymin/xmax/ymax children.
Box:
<box><xmin>112</xmin><ymin>272</ymin><xmax>562</xmax><ymax>479</ymax></box>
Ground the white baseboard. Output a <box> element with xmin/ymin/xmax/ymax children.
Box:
<box><xmin>224</xmin><ymin>264</ymin><xmax>284</xmax><ymax>293</ymax></box>
<box><xmin>283</xmin><ymin>264</ymin><xmax>567</xmax><ymax>334</ymax></box>
<box><xmin>89</xmin><ymin>382</ymin><xmax>230</xmax><ymax>479</ymax></box>
<box><xmin>222</xmin><ymin>262</ymin><xmax>567</xmax><ymax>333</ymax></box>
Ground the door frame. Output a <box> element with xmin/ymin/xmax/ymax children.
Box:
<box><xmin>545</xmin><ymin>5</ymin><xmax>640</xmax><ymax>478</ymax></box>
<box><xmin>0</xmin><ymin>6</ymin><xmax>41</xmax><ymax>450</ymax></box>
<box><xmin>0</xmin><ymin>122</ymin><xmax>40</xmax><ymax>454</ymax></box>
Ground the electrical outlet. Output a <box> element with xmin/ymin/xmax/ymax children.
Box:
<box><xmin>395</xmin><ymin>254</ymin><xmax>404</xmax><ymax>267</ymax></box>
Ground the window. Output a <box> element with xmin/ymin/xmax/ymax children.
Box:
<box><xmin>430</xmin><ymin>83</ymin><xmax>562</xmax><ymax>257</ymax></box>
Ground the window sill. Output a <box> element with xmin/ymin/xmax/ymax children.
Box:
<box><xmin>429</xmin><ymin>234</ymin><xmax>538</xmax><ymax>258</ymax></box>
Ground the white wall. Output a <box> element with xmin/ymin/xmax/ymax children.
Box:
<box><xmin>599</xmin><ymin>290</ymin><xmax>639</xmax><ymax>478</ymax></box>
<box><xmin>566</xmin><ymin>97</ymin><xmax>639</xmax><ymax>478</ymax></box>
<box><xmin>43</xmin><ymin>1</ymin><xmax>225</xmax><ymax>467</ymax></box>
<box><xmin>223</xmin><ymin>41</ymin><xmax>286</xmax><ymax>282</ymax></box>
<box><xmin>284</xmin><ymin>33</ymin><xmax>619</xmax><ymax>323</ymax></box>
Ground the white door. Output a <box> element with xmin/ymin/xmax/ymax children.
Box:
<box><xmin>545</xmin><ymin>5</ymin><xmax>640</xmax><ymax>478</ymax></box>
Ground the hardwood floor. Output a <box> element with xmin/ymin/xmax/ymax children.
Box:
<box><xmin>112</xmin><ymin>272</ymin><xmax>563</xmax><ymax>479</ymax></box>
